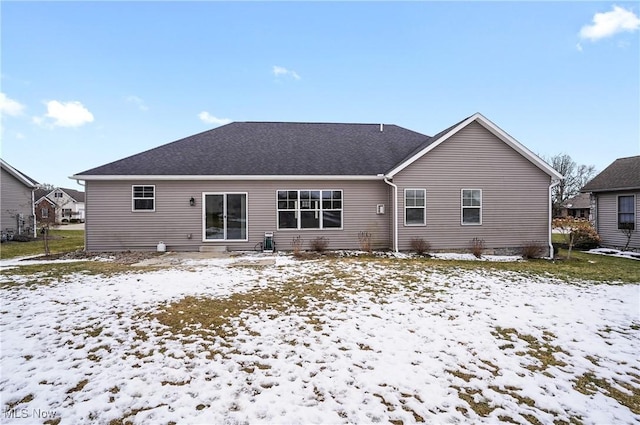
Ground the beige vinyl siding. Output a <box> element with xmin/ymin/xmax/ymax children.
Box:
<box><xmin>595</xmin><ymin>191</ymin><xmax>640</xmax><ymax>249</ymax></box>
<box><xmin>1</xmin><ymin>167</ymin><xmax>35</xmax><ymax>236</ymax></box>
<box><xmin>393</xmin><ymin>121</ymin><xmax>551</xmax><ymax>253</ymax></box>
<box><xmin>85</xmin><ymin>180</ymin><xmax>391</xmax><ymax>252</ymax></box>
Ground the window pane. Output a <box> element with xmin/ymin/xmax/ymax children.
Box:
<box><xmin>462</xmin><ymin>190</ymin><xmax>481</xmax><ymax>207</ymax></box>
<box><xmin>277</xmin><ymin>191</ymin><xmax>287</xmax><ymax>200</ymax></box>
<box><xmin>323</xmin><ymin>211</ymin><xmax>342</xmax><ymax>228</ymax></box>
<box><xmin>463</xmin><ymin>208</ymin><xmax>480</xmax><ymax>224</ymax></box>
<box><xmin>301</xmin><ymin>211</ymin><xmax>320</xmax><ymax>229</ymax></box>
<box><xmin>205</xmin><ymin>194</ymin><xmax>224</xmax><ymax>239</ymax></box>
<box><xmin>619</xmin><ymin>196</ymin><xmax>634</xmax><ymax>213</ymax></box>
<box><xmin>406</xmin><ymin>208</ymin><xmax>425</xmax><ymax>225</ymax></box>
<box><xmin>134</xmin><ymin>199</ymin><xmax>154</xmax><ymax>210</ymax></box>
<box><xmin>322</xmin><ymin>200</ymin><xmax>331</xmax><ymax>209</ymax></box>
<box><xmin>226</xmin><ymin>194</ymin><xmax>247</xmax><ymax>240</ymax></box>
<box><xmin>278</xmin><ymin>201</ymin><xmax>288</xmax><ymax>209</ymax></box>
<box><xmin>278</xmin><ymin>211</ymin><xmax>297</xmax><ymax>229</ymax></box>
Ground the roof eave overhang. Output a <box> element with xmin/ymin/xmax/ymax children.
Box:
<box><xmin>1</xmin><ymin>160</ymin><xmax>38</xmax><ymax>188</ymax></box>
<box><xmin>581</xmin><ymin>186</ymin><xmax>640</xmax><ymax>193</ymax></box>
<box><xmin>385</xmin><ymin>113</ymin><xmax>564</xmax><ymax>181</ymax></box>
<box><xmin>70</xmin><ymin>174</ymin><xmax>385</xmax><ymax>181</ymax></box>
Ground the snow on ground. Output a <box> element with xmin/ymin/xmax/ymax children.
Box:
<box><xmin>587</xmin><ymin>248</ymin><xmax>640</xmax><ymax>261</ymax></box>
<box><xmin>1</xmin><ymin>255</ymin><xmax>639</xmax><ymax>424</ymax></box>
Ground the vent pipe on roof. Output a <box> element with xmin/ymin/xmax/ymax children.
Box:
<box><xmin>380</xmin><ymin>124</ymin><xmax>383</xmax><ymax>132</ymax></box>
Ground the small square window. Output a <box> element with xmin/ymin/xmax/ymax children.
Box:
<box><xmin>132</xmin><ymin>185</ymin><xmax>155</xmax><ymax>211</ymax></box>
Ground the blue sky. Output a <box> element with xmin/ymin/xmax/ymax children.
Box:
<box><xmin>1</xmin><ymin>1</ymin><xmax>639</xmax><ymax>188</ymax></box>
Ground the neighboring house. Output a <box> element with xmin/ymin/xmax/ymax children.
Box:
<box><xmin>1</xmin><ymin>159</ymin><xmax>38</xmax><ymax>239</ymax></box>
<box><xmin>34</xmin><ymin>188</ymin><xmax>86</xmax><ymax>224</ymax></box>
<box><xmin>558</xmin><ymin>193</ymin><xmax>591</xmax><ymax>219</ymax></box>
<box><xmin>71</xmin><ymin>113</ymin><xmax>563</xmax><ymax>255</ymax></box>
<box><xmin>581</xmin><ymin>155</ymin><xmax>640</xmax><ymax>250</ymax></box>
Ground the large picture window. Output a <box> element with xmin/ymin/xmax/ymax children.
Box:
<box><xmin>618</xmin><ymin>195</ymin><xmax>635</xmax><ymax>230</ymax></box>
<box><xmin>132</xmin><ymin>185</ymin><xmax>155</xmax><ymax>211</ymax></box>
<box><xmin>461</xmin><ymin>189</ymin><xmax>482</xmax><ymax>225</ymax></box>
<box><xmin>277</xmin><ymin>190</ymin><xmax>342</xmax><ymax>230</ymax></box>
<box><xmin>405</xmin><ymin>189</ymin><xmax>426</xmax><ymax>226</ymax></box>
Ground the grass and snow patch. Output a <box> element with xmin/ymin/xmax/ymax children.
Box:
<box><xmin>1</xmin><ymin>256</ymin><xmax>638</xmax><ymax>424</ymax></box>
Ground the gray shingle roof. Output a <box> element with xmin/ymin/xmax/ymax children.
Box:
<box><xmin>581</xmin><ymin>155</ymin><xmax>640</xmax><ymax>192</ymax></box>
<box><xmin>74</xmin><ymin>122</ymin><xmax>430</xmax><ymax>177</ymax></box>
<box><xmin>561</xmin><ymin>192</ymin><xmax>591</xmax><ymax>209</ymax></box>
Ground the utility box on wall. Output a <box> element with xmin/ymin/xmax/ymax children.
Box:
<box><xmin>376</xmin><ymin>204</ymin><xmax>385</xmax><ymax>215</ymax></box>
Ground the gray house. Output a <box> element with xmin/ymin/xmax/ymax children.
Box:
<box><xmin>559</xmin><ymin>192</ymin><xmax>591</xmax><ymax>219</ymax></box>
<box><xmin>71</xmin><ymin>113</ymin><xmax>563</xmax><ymax>255</ymax></box>
<box><xmin>581</xmin><ymin>155</ymin><xmax>639</xmax><ymax>250</ymax></box>
<box><xmin>1</xmin><ymin>159</ymin><xmax>38</xmax><ymax>239</ymax></box>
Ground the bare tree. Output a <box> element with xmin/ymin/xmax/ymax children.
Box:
<box><xmin>545</xmin><ymin>153</ymin><xmax>596</xmax><ymax>216</ymax></box>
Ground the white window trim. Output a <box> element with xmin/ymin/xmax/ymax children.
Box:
<box><xmin>461</xmin><ymin>189</ymin><xmax>482</xmax><ymax>226</ymax></box>
<box><xmin>404</xmin><ymin>188</ymin><xmax>426</xmax><ymax>226</ymax></box>
<box><xmin>617</xmin><ymin>194</ymin><xmax>636</xmax><ymax>230</ymax></box>
<box><xmin>276</xmin><ymin>189</ymin><xmax>343</xmax><ymax>231</ymax></box>
<box><xmin>131</xmin><ymin>185</ymin><xmax>156</xmax><ymax>212</ymax></box>
<box><xmin>202</xmin><ymin>192</ymin><xmax>249</xmax><ymax>242</ymax></box>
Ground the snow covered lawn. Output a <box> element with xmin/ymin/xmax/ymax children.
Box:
<box><xmin>1</xmin><ymin>255</ymin><xmax>639</xmax><ymax>424</ymax></box>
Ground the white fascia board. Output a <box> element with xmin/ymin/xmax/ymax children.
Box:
<box><xmin>386</xmin><ymin>113</ymin><xmax>564</xmax><ymax>180</ymax></box>
<box><xmin>472</xmin><ymin>113</ymin><xmax>564</xmax><ymax>180</ymax></box>
<box><xmin>35</xmin><ymin>196</ymin><xmax>55</xmax><ymax>205</ymax></box>
<box><xmin>1</xmin><ymin>159</ymin><xmax>37</xmax><ymax>188</ymax></box>
<box><xmin>70</xmin><ymin>174</ymin><xmax>384</xmax><ymax>181</ymax></box>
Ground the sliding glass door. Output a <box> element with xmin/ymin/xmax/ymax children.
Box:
<box><xmin>204</xmin><ymin>193</ymin><xmax>247</xmax><ymax>241</ymax></box>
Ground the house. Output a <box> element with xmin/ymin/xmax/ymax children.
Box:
<box><xmin>581</xmin><ymin>155</ymin><xmax>639</xmax><ymax>250</ymax></box>
<box><xmin>1</xmin><ymin>159</ymin><xmax>38</xmax><ymax>239</ymax></box>
<box><xmin>71</xmin><ymin>113</ymin><xmax>563</xmax><ymax>255</ymax></box>
<box><xmin>34</xmin><ymin>188</ymin><xmax>86</xmax><ymax>224</ymax></box>
<box><xmin>558</xmin><ymin>192</ymin><xmax>591</xmax><ymax>219</ymax></box>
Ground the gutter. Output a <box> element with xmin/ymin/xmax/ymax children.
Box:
<box><xmin>549</xmin><ymin>179</ymin><xmax>561</xmax><ymax>259</ymax></box>
<box><xmin>383</xmin><ymin>176</ymin><xmax>399</xmax><ymax>252</ymax></box>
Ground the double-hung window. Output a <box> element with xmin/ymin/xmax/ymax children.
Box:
<box><xmin>618</xmin><ymin>195</ymin><xmax>635</xmax><ymax>230</ymax></box>
<box><xmin>461</xmin><ymin>189</ymin><xmax>482</xmax><ymax>225</ymax></box>
<box><xmin>132</xmin><ymin>185</ymin><xmax>155</xmax><ymax>211</ymax></box>
<box><xmin>405</xmin><ymin>189</ymin><xmax>426</xmax><ymax>226</ymax></box>
<box><xmin>277</xmin><ymin>190</ymin><xmax>342</xmax><ymax>230</ymax></box>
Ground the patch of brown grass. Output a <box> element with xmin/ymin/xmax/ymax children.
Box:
<box><xmin>574</xmin><ymin>372</ymin><xmax>640</xmax><ymax>414</ymax></box>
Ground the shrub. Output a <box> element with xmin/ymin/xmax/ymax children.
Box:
<box><xmin>553</xmin><ymin>217</ymin><xmax>600</xmax><ymax>258</ymax></box>
<box><xmin>521</xmin><ymin>241</ymin><xmax>545</xmax><ymax>259</ymax></box>
<box><xmin>470</xmin><ymin>237</ymin><xmax>485</xmax><ymax>258</ymax></box>
<box><xmin>410</xmin><ymin>237</ymin><xmax>431</xmax><ymax>256</ymax></box>
<box><xmin>358</xmin><ymin>232</ymin><xmax>372</xmax><ymax>253</ymax></box>
<box><xmin>572</xmin><ymin>226</ymin><xmax>601</xmax><ymax>250</ymax></box>
<box><xmin>290</xmin><ymin>236</ymin><xmax>304</xmax><ymax>257</ymax></box>
<box><xmin>310</xmin><ymin>236</ymin><xmax>329</xmax><ymax>252</ymax></box>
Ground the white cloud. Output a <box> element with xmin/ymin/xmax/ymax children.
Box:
<box><xmin>198</xmin><ymin>111</ymin><xmax>231</xmax><ymax>126</ymax></box>
<box><xmin>35</xmin><ymin>100</ymin><xmax>94</xmax><ymax>128</ymax></box>
<box><xmin>272</xmin><ymin>65</ymin><xmax>301</xmax><ymax>80</ymax></box>
<box><xmin>125</xmin><ymin>95</ymin><xmax>149</xmax><ymax>111</ymax></box>
<box><xmin>579</xmin><ymin>5</ymin><xmax>640</xmax><ymax>41</ymax></box>
<box><xmin>0</xmin><ymin>92</ymin><xmax>25</xmax><ymax>116</ymax></box>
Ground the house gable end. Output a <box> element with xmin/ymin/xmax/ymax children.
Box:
<box><xmin>386</xmin><ymin>113</ymin><xmax>563</xmax><ymax>180</ymax></box>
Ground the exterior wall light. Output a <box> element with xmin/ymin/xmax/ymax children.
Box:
<box><xmin>189</xmin><ymin>197</ymin><xmax>196</xmax><ymax>207</ymax></box>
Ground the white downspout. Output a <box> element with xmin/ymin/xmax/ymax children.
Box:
<box><xmin>549</xmin><ymin>179</ymin><xmax>560</xmax><ymax>258</ymax></box>
<box><xmin>383</xmin><ymin>176</ymin><xmax>398</xmax><ymax>252</ymax></box>
<box><xmin>31</xmin><ymin>188</ymin><xmax>36</xmax><ymax>238</ymax></box>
